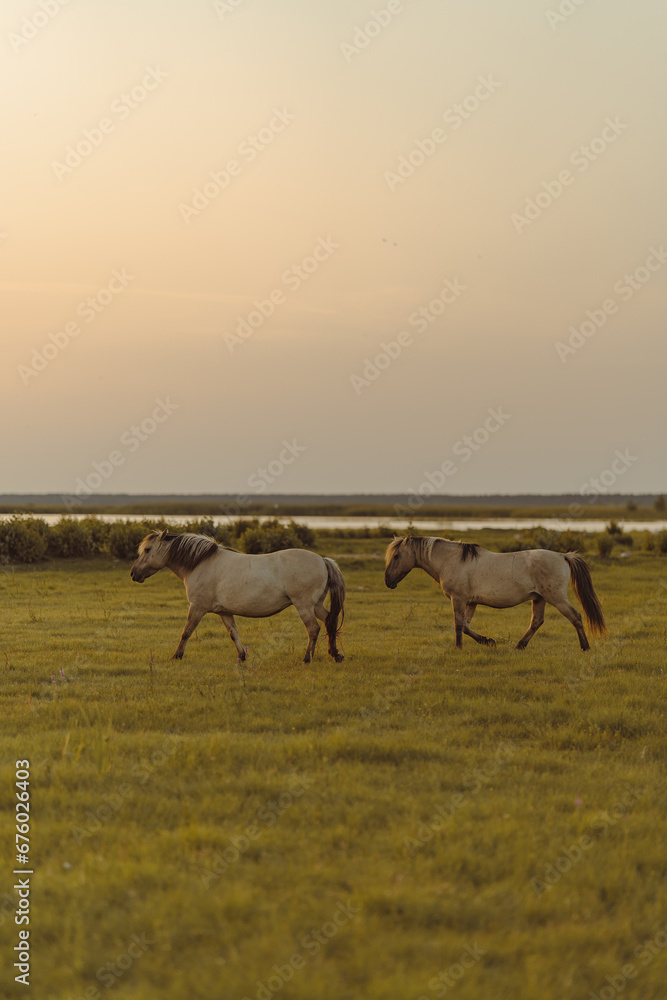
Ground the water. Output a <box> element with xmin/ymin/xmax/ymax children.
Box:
<box><xmin>1</xmin><ymin>513</ymin><xmax>665</xmax><ymax>533</ymax></box>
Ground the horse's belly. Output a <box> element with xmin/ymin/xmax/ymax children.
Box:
<box><xmin>472</xmin><ymin>583</ymin><xmax>533</xmax><ymax>609</ymax></box>
<box><xmin>212</xmin><ymin>590</ymin><xmax>291</xmax><ymax>618</ymax></box>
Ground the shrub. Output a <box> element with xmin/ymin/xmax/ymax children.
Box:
<box><xmin>109</xmin><ymin>521</ymin><xmax>152</xmax><ymax>560</ymax></box>
<box><xmin>522</xmin><ymin>528</ymin><xmax>588</xmax><ymax>552</ymax></box>
<box><xmin>645</xmin><ymin>530</ymin><xmax>667</xmax><ymax>555</ymax></box>
<box><xmin>240</xmin><ymin>519</ymin><xmax>304</xmax><ymax>554</ymax></box>
<box><xmin>654</xmin><ymin>495</ymin><xmax>666</xmax><ymax>513</ymax></box>
<box><xmin>615</xmin><ymin>533</ymin><xmax>633</xmax><ymax>548</ymax></box>
<box><xmin>607</xmin><ymin>520</ymin><xmax>623</xmax><ymax>536</ymax></box>
<box><xmin>290</xmin><ymin>521</ymin><xmax>316</xmax><ymax>548</ymax></box>
<box><xmin>47</xmin><ymin>518</ymin><xmax>94</xmax><ymax>559</ymax></box>
<box><xmin>596</xmin><ymin>534</ymin><xmax>615</xmax><ymax>558</ymax></box>
<box><xmin>0</xmin><ymin>516</ymin><xmax>49</xmax><ymax>564</ymax></box>
<box><xmin>79</xmin><ymin>517</ymin><xmax>111</xmax><ymax>553</ymax></box>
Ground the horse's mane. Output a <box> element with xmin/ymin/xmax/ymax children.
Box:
<box><xmin>385</xmin><ymin>535</ymin><xmax>442</xmax><ymax>565</ymax></box>
<box><xmin>386</xmin><ymin>535</ymin><xmax>480</xmax><ymax>564</ymax></box>
<box><xmin>158</xmin><ymin>532</ymin><xmax>221</xmax><ymax>572</ymax></box>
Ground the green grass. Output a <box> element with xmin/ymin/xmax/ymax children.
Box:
<box><xmin>1</xmin><ymin>536</ymin><xmax>667</xmax><ymax>1000</ymax></box>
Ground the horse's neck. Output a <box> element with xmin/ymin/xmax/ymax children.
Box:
<box><xmin>415</xmin><ymin>538</ymin><xmax>449</xmax><ymax>582</ymax></box>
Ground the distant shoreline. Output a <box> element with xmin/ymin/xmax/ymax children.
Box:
<box><xmin>0</xmin><ymin>493</ymin><xmax>664</xmax><ymax>520</ymax></box>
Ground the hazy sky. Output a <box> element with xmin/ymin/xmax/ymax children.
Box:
<box><xmin>2</xmin><ymin>0</ymin><xmax>665</xmax><ymax>497</ymax></box>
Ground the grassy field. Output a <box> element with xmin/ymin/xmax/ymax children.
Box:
<box><xmin>1</xmin><ymin>531</ymin><xmax>667</xmax><ymax>1000</ymax></box>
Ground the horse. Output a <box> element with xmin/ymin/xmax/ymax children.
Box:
<box><xmin>130</xmin><ymin>530</ymin><xmax>345</xmax><ymax>664</ymax></box>
<box><xmin>384</xmin><ymin>536</ymin><xmax>606</xmax><ymax>650</ymax></box>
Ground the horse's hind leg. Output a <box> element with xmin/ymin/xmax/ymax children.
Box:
<box><xmin>295</xmin><ymin>604</ymin><xmax>320</xmax><ymax>663</ymax></box>
<box><xmin>550</xmin><ymin>598</ymin><xmax>590</xmax><ymax>651</ymax></box>
<box><xmin>219</xmin><ymin>614</ymin><xmax>246</xmax><ymax>662</ymax></box>
<box><xmin>315</xmin><ymin>602</ymin><xmax>344</xmax><ymax>662</ymax></box>
<box><xmin>172</xmin><ymin>605</ymin><xmax>205</xmax><ymax>660</ymax></box>
<box><xmin>516</xmin><ymin>597</ymin><xmax>546</xmax><ymax>650</ymax></box>
<box><xmin>463</xmin><ymin>603</ymin><xmax>496</xmax><ymax>647</ymax></box>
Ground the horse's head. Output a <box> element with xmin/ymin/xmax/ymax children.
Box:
<box><xmin>130</xmin><ymin>530</ymin><xmax>169</xmax><ymax>582</ymax></box>
<box><xmin>384</xmin><ymin>537</ymin><xmax>416</xmax><ymax>589</ymax></box>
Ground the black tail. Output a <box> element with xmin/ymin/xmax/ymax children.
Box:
<box><xmin>324</xmin><ymin>558</ymin><xmax>345</xmax><ymax>661</ymax></box>
<box><xmin>565</xmin><ymin>553</ymin><xmax>607</xmax><ymax>636</ymax></box>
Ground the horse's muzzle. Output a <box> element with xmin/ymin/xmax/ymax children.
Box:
<box><xmin>130</xmin><ymin>569</ymin><xmax>144</xmax><ymax>583</ymax></box>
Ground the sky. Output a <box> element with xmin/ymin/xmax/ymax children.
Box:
<box><xmin>2</xmin><ymin>0</ymin><xmax>665</xmax><ymax>498</ymax></box>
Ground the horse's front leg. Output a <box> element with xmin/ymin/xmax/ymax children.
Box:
<box><xmin>451</xmin><ymin>596</ymin><xmax>467</xmax><ymax>648</ymax></box>
<box><xmin>172</xmin><ymin>605</ymin><xmax>205</xmax><ymax>660</ymax></box>
<box><xmin>219</xmin><ymin>614</ymin><xmax>246</xmax><ymax>661</ymax></box>
<box><xmin>463</xmin><ymin>603</ymin><xmax>496</xmax><ymax>647</ymax></box>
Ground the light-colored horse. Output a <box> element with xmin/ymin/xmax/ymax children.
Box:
<box><xmin>130</xmin><ymin>531</ymin><xmax>345</xmax><ymax>663</ymax></box>
<box><xmin>384</xmin><ymin>536</ymin><xmax>606</xmax><ymax>650</ymax></box>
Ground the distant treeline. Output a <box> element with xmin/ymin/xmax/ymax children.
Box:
<box><xmin>0</xmin><ymin>496</ymin><xmax>665</xmax><ymax>520</ymax></box>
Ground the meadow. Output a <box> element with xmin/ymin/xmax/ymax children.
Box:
<box><xmin>1</xmin><ymin>529</ymin><xmax>667</xmax><ymax>1000</ymax></box>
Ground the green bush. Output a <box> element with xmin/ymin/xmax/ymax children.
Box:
<box><xmin>596</xmin><ymin>534</ymin><xmax>615</xmax><ymax>558</ymax></box>
<box><xmin>522</xmin><ymin>528</ymin><xmax>588</xmax><ymax>552</ymax></box>
<box><xmin>290</xmin><ymin>521</ymin><xmax>316</xmax><ymax>548</ymax></box>
<box><xmin>109</xmin><ymin>521</ymin><xmax>152</xmax><ymax>560</ymax></box>
<box><xmin>79</xmin><ymin>517</ymin><xmax>111</xmax><ymax>553</ymax></box>
<box><xmin>47</xmin><ymin>518</ymin><xmax>94</xmax><ymax>559</ymax></box>
<box><xmin>239</xmin><ymin>519</ymin><xmax>304</xmax><ymax>554</ymax></box>
<box><xmin>0</xmin><ymin>516</ymin><xmax>49</xmax><ymax>564</ymax></box>
<box><xmin>645</xmin><ymin>530</ymin><xmax>667</xmax><ymax>555</ymax></box>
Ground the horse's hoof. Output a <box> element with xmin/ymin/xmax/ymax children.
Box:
<box><xmin>486</xmin><ymin>638</ymin><xmax>496</xmax><ymax>647</ymax></box>
<box><xmin>515</xmin><ymin>643</ymin><xmax>526</xmax><ymax>651</ymax></box>
<box><xmin>334</xmin><ymin>653</ymin><xmax>344</xmax><ymax>663</ymax></box>
<box><xmin>171</xmin><ymin>652</ymin><xmax>183</xmax><ymax>661</ymax></box>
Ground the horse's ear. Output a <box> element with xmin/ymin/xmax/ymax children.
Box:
<box><xmin>158</xmin><ymin>529</ymin><xmax>168</xmax><ymax>540</ymax></box>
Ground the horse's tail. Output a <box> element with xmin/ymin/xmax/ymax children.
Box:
<box><xmin>565</xmin><ymin>553</ymin><xmax>607</xmax><ymax>636</ymax></box>
<box><xmin>323</xmin><ymin>558</ymin><xmax>345</xmax><ymax>656</ymax></box>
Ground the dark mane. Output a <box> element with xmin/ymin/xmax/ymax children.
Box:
<box><xmin>163</xmin><ymin>532</ymin><xmax>220</xmax><ymax>572</ymax></box>
<box><xmin>459</xmin><ymin>542</ymin><xmax>480</xmax><ymax>562</ymax></box>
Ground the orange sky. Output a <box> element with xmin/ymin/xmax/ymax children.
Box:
<box><xmin>2</xmin><ymin>0</ymin><xmax>665</xmax><ymax>496</ymax></box>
